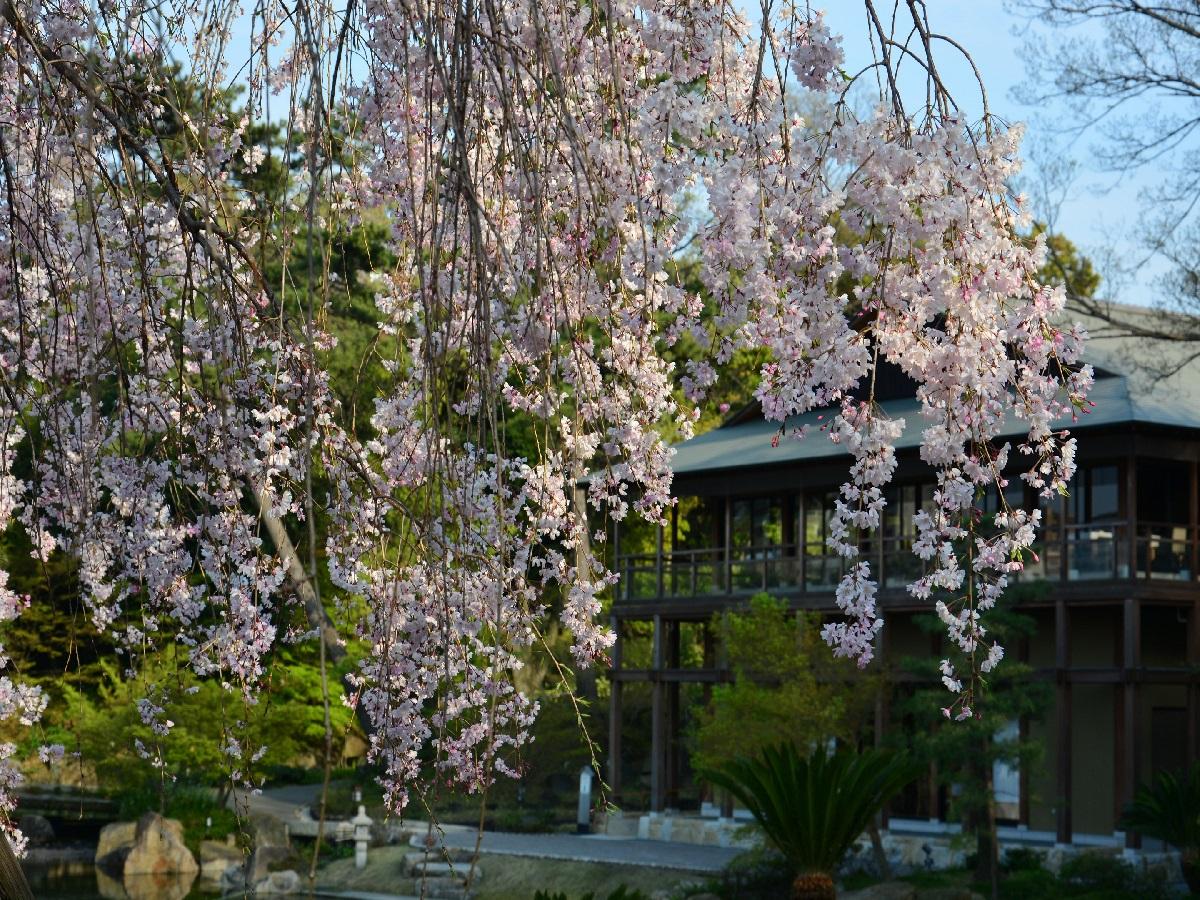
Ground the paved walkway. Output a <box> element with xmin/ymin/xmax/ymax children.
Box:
<box><xmin>233</xmin><ymin>782</ymin><xmax>740</xmax><ymax>874</ymax></box>
<box><xmin>431</xmin><ymin>829</ymin><xmax>740</xmax><ymax>872</ymax></box>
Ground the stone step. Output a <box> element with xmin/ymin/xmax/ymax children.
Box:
<box><xmin>405</xmin><ymin>840</ymin><xmax>475</xmax><ymax>864</ymax></box>
<box><xmin>410</xmin><ymin>859</ymin><xmax>480</xmax><ymax>881</ymax></box>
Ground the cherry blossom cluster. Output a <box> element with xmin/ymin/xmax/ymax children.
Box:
<box><xmin>0</xmin><ymin>0</ymin><xmax>1090</xmax><ymax>836</ymax></box>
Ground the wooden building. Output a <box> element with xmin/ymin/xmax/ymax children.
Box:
<box><xmin>606</xmin><ymin>312</ymin><xmax>1199</xmax><ymax>847</ymax></box>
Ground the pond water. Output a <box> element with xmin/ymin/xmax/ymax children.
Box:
<box><xmin>24</xmin><ymin>861</ymin><xmax>319</xmax><ymax>899</ymax></box>
<box><xmin>25</xmin><ymin>861</ymin><xmax>218</xmax><ymax>900</ymax></box>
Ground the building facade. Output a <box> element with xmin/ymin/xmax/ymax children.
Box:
<box><xmin>606</xmin><ymin>316</ymin><xmax>1199</xmax><ymax>848</ymax></box>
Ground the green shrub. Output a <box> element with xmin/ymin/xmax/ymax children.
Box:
<box><xmin>702</xmin><ymin>743</ymin><xmax>919</xmax><ymax>898</ymax></box>
<box><xmin>1121</xmin><ymin>761</ymin><xmax>1200</xmax><ymax>893</ymax></box>
<box><xmin>995</xmin><ymin>850</ymin><xmax>1174</xmax><ymax>900</ymax></box>
<box><xmin>1057</xmin><ymin>851</ymin><xmax>1173</xmax><ymax>899</ymax></box>
<box><xmin>706</xmin><ymin>846</ymin><xmax>792</xmax><ymax>898</ymax></box>
<box><xmin>1000</xmin><ymin>846</ymin><xmax>1045</xmax><ymax>873</ymax></box>
<box><xmin>998</xmin><ymin>867</ymin><xmax>1058</xmax><ymax>900</ymax></box>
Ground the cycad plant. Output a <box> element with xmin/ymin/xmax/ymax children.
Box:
<box><xmin>703</xmin><ymin>743</ymin><xmax>920</xmax><ymax>900</ymax></box>
<box><xmin>1121</xmin><ymin>762</ymin><xmax>1200</xmax><ymax>893</ymax></box>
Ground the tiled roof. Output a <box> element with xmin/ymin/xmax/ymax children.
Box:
<box><xmin>671</xmin><ymin>303</ymin><xmax>1200</xmax><ymax>476</ymax></box>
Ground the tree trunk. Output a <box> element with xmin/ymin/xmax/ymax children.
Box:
<box><xmin>249</xmin><ymin>483</ymin><xmax>379</xmax><ymax>740</ymax></box>
<box><xmin>0</xmin><ymin>828</ymin><xmax>32</xmax><ymax>900</ymax></box>
<box><xmin>970</xmin><ymin>757</ymin><xmax>1000</xmax><ymax>899</ymax></box>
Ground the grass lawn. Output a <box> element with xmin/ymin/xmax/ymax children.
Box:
<box><xmin>317</xmin><ymin>845</ymin><xmax>704</xmax><ymax>899</ymax></box>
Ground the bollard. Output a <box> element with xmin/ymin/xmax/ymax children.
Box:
<box><xmin>352</xmin><ymin>803</ymin><xmax>373</xmax><ymax>870</ymax></box>
<box><xmin>576</xmin><ymin>765</ymin><xmax>595</xmax><ymax>834</ymax></box>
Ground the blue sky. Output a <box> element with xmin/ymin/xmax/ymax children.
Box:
<box><xmin>819</xmin><ymin>1</ymin><xmax>1159</xmax><ymax>307</ymax></box>
<box><xmin>220</xmin><ymin>1</ymin><xmax>1158</xmax><ymax>307</ymax></box>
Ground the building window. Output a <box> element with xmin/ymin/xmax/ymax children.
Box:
<box><xmin>730</xmin><ymin>497</ymin><xmax>788</xmax><ymax>591</ymax></box>
<box><xmin>992</xmin><ymin>719</ymin><xmax>1021</xmax><ymax>824</ymax></box>
<box><xmin>800</xmin><ymin>491</ymin><xmax>842</xmax><ymax>590</ymax></box>
<box><xmin>1137</xmin><ymin>459</ymin><xmax>1191</xmax><ymax>580</ymax></box>
<box><xmin>731</xmin><ymin>497</ymin><xmax>783</xmax><ymax>558</ymax></box>
<box><xmin>882</xmin><ymin>484</ymin><xmax>922</xmax><ymax>587</ymax></box>
<box><xmin>1065</xmin><ymin>464</ymin><xmax>1123</xmax><ymax>579</ymax></box>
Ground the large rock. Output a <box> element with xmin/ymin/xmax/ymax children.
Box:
<box><xmin>249</xmin><ymin>812</ymin><xmax>290</xmax><ymax>848</ymax></box>
<box><xmin>123</xmin><ymin>812</ymin><xmax>198</xmax><ymax>877</ymax></box>
<box><xmin>17</xmin><ymin>813</ymin><xmax>54</xmax><ymax>846</ymax></box>
<box><xmin>198</xmin><ymin>839</ymin><xmax>243</xmax><ymax>882</ymax></box>
<box><xmin>96</xmin><ymin>820</ymin><xmax>138</xmax><ymax>871</ymax></box>
<box><xmin>248</xmin><ymin>843</ymin><xmax>303</xmax><ymax>884</ymax></box>
<box><xmin>96</xmin><ymin>867</ymin><xmax>197</xmax><ymax>900</ymax></box>
<box><xmin>255</xmin><ymin>869</ymin><xmax>302</xmax><ymax>894</ymax></box>
<box><xmin>122</xmin><ymin>871</ymin><xmax>197</xmax><ymax>900</ymax></box>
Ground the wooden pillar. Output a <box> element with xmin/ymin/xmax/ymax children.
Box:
<box><xmin>666</xmin><ymin>622</ymin><xmax>681</xmax><ymax>810</ymax></box>
<box><xmin>613</xmin><ymin>517</ymin><xmax>623</xmax><ymax>600</ymax></box>
<box><xmin>650</xmin><ymin>614</ymin><xmax>665</xmax><ymax>813</ymax></box>
<box><xmin>1056</xmin><ymin>597</ymin><xmax>1072</xmax><ymax>844</ymax></box>
<box><xmin>798</xmin><ymin>492</ymin><xmax>808</xmax><ymax>592</ymax></box>
<box><xmin>1190</xmin><ymin>460</ymin><xmax>1198</xmax><ymax>579</ymax></box>
<box><xmin>1127</xmin><ymin>455</ymin><xmax>1139</xmax><ymax>579</ymax></box>
<box><xmin>655</xmin><ymin>523</ymin><xmax>664</xmax><ymax>600</ymax></box>
<box><xmin>608</xmin><ymin>617</ymin><xmax>623</xmax><ymax>803</ymax></box>
<box><xmin>1190</xmin><ymin>598</ymin><xmax>1200</xmax><ymax>767</ymax></box>
<box><xmin>723</xmin><ymin>498</ymin><xmax>733</xmax><ymax>594</ymax></box>
<box><xmin>1122</xmin><ymin>597</ymin><xmax>1141</xmax><ymax>849</ymax></box>
<box><xmin>874</xmin><ymin>621</ymin><xmax>891</xmax><ymax>827</ymax></box>
<box><xmin>1019</xmin><ymin>635</ymin><xmax>1031</xmax><ymax>827</ymax></box>
<box><xmin>928</xmin><ymin>761</ymin><xmax>940</xmax><ymax>822</ymax></box>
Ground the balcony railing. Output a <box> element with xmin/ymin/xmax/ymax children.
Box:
<box><xmin>616</xmin><ymin>520</ymin><xmax>1199</xmax><ymax>601</ymax></box>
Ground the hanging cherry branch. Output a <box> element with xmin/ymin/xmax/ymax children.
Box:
<box><xmin>0</xmin><ymin>0</ymin><xmax>1088</xmax><ymax>844</ymax></box>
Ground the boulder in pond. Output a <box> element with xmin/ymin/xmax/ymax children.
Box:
<box><xmin>122</xmin><ymin>813</ymin><xmax>198</xmax><ymax>877</ymax></box>
<box><xmin>248</xmin><ymin>811</ymin><xmax>289</xmax><ymax>848</ymax></box>
<box><xmin>254</xmin><ymin>868</ymin><xmax>302</xmax><ymax>894</ymax></box>
<box><xmin>17</xmin><ymin>814</ymin><xmax>54</xmax><ymax>846</ymax></box>
<box><xmin>198</xmin><ymin>839</ymin><xmax>243</xmax><ymax>883</ymax></box>
<box><xmin>96</xmin><ymin>820</ymin><xmax>137</xmax><ymax>871</ymax></box>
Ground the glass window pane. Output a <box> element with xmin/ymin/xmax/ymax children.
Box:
<box><xmin>1138</xmin><ymin>459</ymin><xmax>1189</xmax><ymax>525</ymax></box>
<box><xmin>1090</xmin><ymin>465</ymin><xmax>1119</xmax><ymax>521</ymax></box>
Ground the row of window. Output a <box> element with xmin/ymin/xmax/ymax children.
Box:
<box><xmin>669</xmin><ymin>460</ymin><xmax>1194</xmax><ymax>556</ymax></box>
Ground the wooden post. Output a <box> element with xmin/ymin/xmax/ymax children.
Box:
<box><xmin>613</xmin><ymin>518</ymin><xmax>623</xmax><ymax>601</ymax></box>
<box><xmin>1122</xmin><ymin>597</ymin><xmax>1141</xmax><ymax>849</ymax></box>
<box><xmin>666</xmin><ymin>622</ymin><xmax>681</xmax><ymax>810</ymax></box>
<box><xmin>608</xmin><ymin>616</ymin><xmax>623</xmax><ymax>803</ymax></box>
<box><xmin>650</xmin><ymin>614</ymin><xmax>665</xmax><ymax>813</ymax></box>
<box><xmin>724</xmin><ymin>498</ymin><xmax>733</xmax><ymax>594</ymax></box>
<box><xmin>1190</xmin><ymin>460</ymin><xmax>1198</xmax><ymax>579</ymax></box>
<box><xmin>1127</xmin><ymin>456</ymin><xmax>1138</xmax><ymax>580</ymax></box>
<box><xmin>1190</xmin><ymin>598</ymin><xmax>1200</xmax><ymax>768</ymax></box>
<box><xmin>874</xmin><ymin>621</ymin><xmax>890</xmax><ymax>827</ymax></box>
<box><xmin>656</xmin><ymin>523</ymin><xmax>664</xmax><ymax>600</ymax></box>
<box><xmin>1056</xmin><ymin>597</ymin><xmax>1072</xmax><ymax>844</ymax></box>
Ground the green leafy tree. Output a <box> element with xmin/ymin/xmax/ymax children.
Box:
<box><xmin>691</xmin><ymin>594</ymin><xmax>876</xmax><ymax>774</ymax></box>
<box><xmin>893</xmin><ymin>586</ymin><xmax>1051</xmax><ymax>897</ymax></box>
